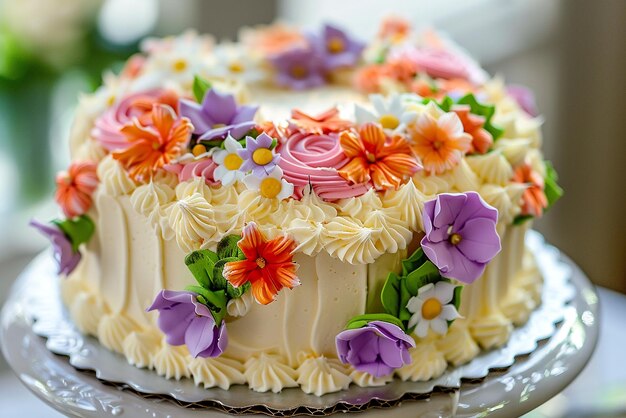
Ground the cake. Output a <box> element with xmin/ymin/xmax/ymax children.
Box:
<box><xmin>32</xmin><ymin>18</ymin><xmax>562</xmax><ymax>397</ymax></box>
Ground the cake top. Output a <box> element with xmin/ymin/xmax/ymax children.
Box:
<box><xmin>47</xmin><ymin>17</ymin><xmax>561</xmax><ymax>278</ymax></box>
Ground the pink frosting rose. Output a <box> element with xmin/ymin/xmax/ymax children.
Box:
<box><xmin>278</xmin><ymin>132</ymin><xmax>369</xmax><ymax>200</ymax></box>
<box><xmin>164</xmin><ymin>158</ymin><xmax>219</xmax><ymax>186</ymax></box>
<box><xmin>92</xmin><ymin>89</ymin><xmax>179</xmax><ymax>151</ymax></box>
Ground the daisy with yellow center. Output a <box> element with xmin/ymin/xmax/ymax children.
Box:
<box><xmin>212</xmin><ymin>135</ymin><xmax>245</xmax><ymax>186</ymax></box>
<box><xmin>243</xmin><ymin>166</ymin><xmax>294</xmax><ymax>200</ymax></box>
<box><xmin>354</xmin><ymin>93</ymin><xmax>417</xmax><ymax>134</ymax></box>
<box><xmin>406</xmin><ymin>281</ymin><xmax>461</xmax><ymax>338</ymax></box>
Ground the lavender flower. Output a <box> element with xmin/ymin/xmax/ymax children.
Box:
<box><xmin>30</xmin><ymin>219</ymin><xmax>81</xmax><ymax>276</ymax></box>
<box><xmin>336</xmin><ymin>320</ymin><xmax>415</xmax><ymax>377</ymax></box>
<box><xmin>179</xmin><ymin>89</ymin><xmax>257</xmax><ymax>141</ymax></box>
<box><xmin>147</xmin><ymin>290</ymin><xmax>228</xmax><ymax>358</ymax></box>
<box><xmin>237</xmin><ymin>132</ymin><xmax>280</xmax><ymax>176</ymax></box>
<box><xmin>270</xmin><ymin>47</ymin><xmax>325</xmax><ymax>90</ymax></box>
<box><xmin>506</xmin><ymin>84</ymin><xmax>538</xmax><ymax>117</ymax></box>
<box><xmin>421</xmin><ymin>192</ymin><xmax>501</xmax><ymax>284</ymax></box>
<box><xmin>315</xmin><ymin>24</ymin><xmax>364</xmax><ymax>70</ymax></box>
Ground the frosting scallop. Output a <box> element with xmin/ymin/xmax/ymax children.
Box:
<box><xmin>350</xmin><ymin>370</ymin><xmax>394</xmax><ymax>387</ymax></box>
<box><xmin>296</xmin><ymin>357</ymin><xmax>351</xmax><ymax>396</ymax></box>
<box><xmin>323</xmin><ymin>216</ymin><xmax>383</xmax><ymax>264</ymax></box>
<box><xmin>382</xmin><ymin>180</ymin><xmax>427</xmax><ymax>231</ymax></box>
<box><xmin>123</xmin><ymin>331</ymin><xmax>161</xmax><ymax>368</ymax></box>
<box><xmin>436</xmin><ymin>320</ymin><xmax>480</xmax><ymax>366</ymax></box>
<box><xmin>188</xmin><ymin>357</ymin><xmax>246</xmax><ymax>390</ymax></box>
<box><xmin>70</xmin><ymin>291</ymin><xmax>104</xmax><ymax>336</ymax></box>
<box><xmin>469</xmin><ymin>313</ymin><xmax>512</xmax><ymax>350</ymax></box>
<box><xmin>131</xmin><ymin>181</ymin><xmax>176</xmax><ymax>233</ymax></box>
<box><xmin>466</xmin><ymin>151</ymin><xmax>513</xmax><ymax>186</ymax></box>
<box><xmin>493</xmin><ymin>138</ymin><xmax>532</xmax><ymax>167</ymax></box>
<box><xmin>286</xmin><ymin>219</ymin><xmax>326</xmax><ymax>256</ymax></box>
<box><xmin>364</xmin><ymin>208</ymin><xmax>412</xmax><ymax>254</ymax></box>
<box><xmin>175</xmin><ymin>177</ymin><xmax>213</xmax><ymax>201</ymax></box>
<box><xmin>151</xmin><ymin>344</ymin><xmax>191</xmax><ymax>380</ymax></box>
<box><xmin>396</xmin><ymin>339</ymin><xmax>447</xmax><ymax>382</ymax></box>
<box><xmin>73</xmin><ymin>138</ymin><xmax>107</xmax><ymax>164</ymax></box>
<box><xmin>479</xmin><ymin>184</ymin><xmax>525</xmax><ymax>228</ymax></box>
<box><xmin>244</xmin><ymin>354</ymin><xmax>298</xmax><ymax>393</ymax></box>
<box><xmin>335</xmin><ymin>189</ymin><xmax>383</xmax><ymax>220</ymax></box>
<box><xmin>97</xmin><ymin>155</ymin><xmax>137</xmax><ymax>196</ymax></box>
<box><xmin>166</xmin><ymin>192</ymin><xmax>218</xmax><ymax>252</ymax></box>
<box><xmin>97</xmin><ymin>313</ymin><xmax>139</xmax><ymax>353</ymax></box>
<box><xmin>238</xmin><ymin>190</ymin><xmax>279</xmax><ymax>225</ymax></box>
<box><xmin>278</xmin><ymin>132</ymin><xmax>369</xmax><ymax>200</ymax></box>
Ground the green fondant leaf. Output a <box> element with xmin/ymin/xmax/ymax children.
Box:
<box><xmin>543</xmin><ymin>160</ymin><xmax>563</xmax><ymax>210</ymax></box>
<box><xmin>457</xmin><ymin>93</ymin><xmax>504</xmax><ymax>140</ymax></box>
<box><xmin>513</xmin><ymin>214</ymin><xmax>534</xmax><ymax>226</ymax></box>
<box><xmin>212</xmin><ymin>257</ymin><xmax>236</xmax><ymax>290</ymax></box>
<box><xmin>53</xmin><ymin>215</ymin><xmax>95</xmax><ymax>253</ymax></box>
<box><xmin>192</xmin><ymin>75</ymin><xmax>212</xmax><ymax>103</ymax></box>
<box><xmin>185</xmin><ymin>249</ymin><xmax>219</xmax><ymax>288</ymax></box>
<box><xmin>381</xmin><ymin>272</ymin><xmax>402</xmax><ymax>317</ymax></box>
<box><xmin>198</xmin><ymin>139</ymin><xmax>223</xmax><ymax>149</ymax></box>
<box><xmin>345</xmin><ymin>313</ymin><xmax>405</xmax><ymax>331</ymax></box>
<box><xmin>452</xmin><ymin>285</ymin><xmax>463</xmax><ymax>311</ymax></box>
<box><xmin>401</xmin><ymin>247</ymin><xmax>428</xmax><ymax>277</ymax></box>
<box><xmin>423</xmin><ymin>96</ymin><xmax>453</xmax><ymax>112</ymax></box>
<box><xmin>398</xmin><ymin>279</ymin><xmax>413</xmax><ymax>323</ymax></box>
<box><xmin>405</xmin><ymin>260</ymin><xmax>441</xmax><ymax>295</ymax></box>
<box><xmin>184</xmin><ymin>285</ymin><xmax>228</xmax><ymax>325</ymax></box>
<box><xmin>217</xmin><ymin>235</ymin><xmax>244</xmax><ymax>260</ymax></box>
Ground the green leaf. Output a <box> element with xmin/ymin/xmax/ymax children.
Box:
<box><xmin>405</xmin><ymin>260</ymin><xmax>441</xmax><ymax>295</ymax></box>
<box><xmin>543</xmin><ymin>160</ymin><xmax>563</xmax><ymax>210</ymax></box>
<box><xmin>212</xmin><ymin>257</ymin><xmax>237</xmax><ymax>290</ymax></box>
<box><xmin>513</xmin><ymin>214</ymin><xmax>534</xmax><ymax>226</ymax></box>
<box><xmin>381</xmin><ymin>272</ymin><xmax>402</xmax><ymax>317</ymax></box>
<box><xmin>345</xmin><ymin>313</ymin><xmax>405</xmax><ymax>331</ymax></box>
<box><xmin>184</xmin><ymin>285</ymin><xmax>228</xmax><ymax>325</ymax></box>
<box><xmin>192</xmin><ymin>75</ymin><xmax>212</xmax><ymax>103</ymax></box>
<box><xmin>227</xmin><ymin>281</ymin><xmax>250</xmax><ymax>299</ymax></box>
<box><xmin>217</xmin><ymin>235</ymin><xmax>243</xmax><ymax>260</ymax></box>
<box><xmin>452</xmin><ymin>285</ymin><xmax>463</xmax><ymax>311</ymax></box>
<box><xmin>198</xmin><ymin>139</ymin><xmax>223</xmax><ymax>149</ymax></box>
<box><xmin>401</xmin><ymin>247</ymin><xmax>428</xmax><ymax>276</ymax></box>
<box><xmin>185</xmin><ymin>250</ymin><xmax>219</xmax><ymax>289</ymax></box>
<box><xmin>53</xmin><ymin>215</ymin><xmax>95</xmax><ymax>253</ymax></box>
<box><xmin>457</xmin><ymin>93</ymin><xmax>504</xmax><ymax>140</ymax></box>
<box><xmin>398</xmin><ymin>279</ymin><xmax>413</xmax><ymax>323</ymax></box>
<box><xmin>423</xmin><ymin>96</ymin><xmax>453</xmax><ymax>112</ymax></box>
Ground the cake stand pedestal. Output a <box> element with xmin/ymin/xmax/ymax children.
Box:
<box><xmin>1</xmin><ymin>241</ymin><xmax>599</xmax><ymax>417</ymax></box>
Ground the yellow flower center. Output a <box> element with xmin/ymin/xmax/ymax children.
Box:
<box><xmin>229</xmin><ymin>61</ymin><xmax>244</xmax><ymax>73</ymax></box>
<box><xmin>224</xmin><ymin>153</ymin><xmax>243</xmax><ymax>170</ymax></box>
<box><xmin>172</xmin><ymin>59</ymin><xmax>188</xmax><ymax>73</ymax></box>
<box><xmin>379</xmin><ymin>114</ymin><xmax>400</xmax><ymax>130</ymax></box>
<box><xmin>450</xmin><ymin>233</ymin><xmax>462</xmax><ymax>245</ymax></box>
<box><xmin>212</xmin><ymin>123</ymin><xmax>227</xmax><ymax>129</ymax></box>
<box><xmin>433</xmin><ymin>140</ymin><xmax>443</xmax><ymax>150</ymax></box>
<box><xmin>260</xmin><ymin>177</ymin><xmax>282</xmax><ymax>199</ymax></box>
<box><xmin>106</xmin><ymin>95</ymin><xmax>116</xmax><ymax>106</ymax></box>
<box><xmin>252</xmin><ymin>148</ymin><xmax>274</xmax><ymax>166</ymax></box>
<box><xmin>327</xmin><ymin>37</ymin><xmax>345</xmax><ymax>53</ymax></box>
<box><xmin>256</xmin><ymin>257</ymin><xmax>266</xmax><ymax>268</ymax></box>
<box><xmin>365</xmin><ymin>151</ymin><xmax>377</xmax><ymax>163</ymax></box>
<box><xmin>290</xmin><ymin>65</ymin><xmax>308</xmax><ymax>79</ymax></box>
<box><xmin>421</xmin><ymin>298</ymin><xmax>443</xmax><ymax>320</ymax></box>
<box><xmin>192</xmin><ymin>144</ymin><xmax>207</xmax><ymax>156</ymax></box>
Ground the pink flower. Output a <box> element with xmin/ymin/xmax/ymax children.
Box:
<box><xmin>55</xmin><ymin>162</ymin><xmax>99</xmax><ymax>218</ymax></box>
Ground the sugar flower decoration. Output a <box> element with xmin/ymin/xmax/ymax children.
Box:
<box><xmin>336</xmin><ymin>321</ymin><xmax>415</xmax><ymax>378</ymax></box>
<box><xmin>238</xmin><ymin>132</ymin><xmax>280</xmax><ymax>176</ymax></box>
<box><xmin>506</xmin><ymin>84</ymin><xmax>538</xmax><ymax>117</ymax></box>
<box><xmin>421</xmin><ymin>192</ymin><xmax>501</xmax><ymax>284</ymax></box>
<box><xmin>112</xmin><ymin>104</ymin><xmax>192</xmax><ymax>181</ymax></box>
<box><xmin>408</xmin><ymin>107</ymin><xmax>472</xmax><ymax>174</ymax></box>
<box><xmin>513</xmin><ymin>162</ymin><xmax>547</xmax><ymax>217</ymax></box>
<box><xmin>30</xmin><ymin>220</ymin><xmax>81</xmax><ymax>275</ymax></box>
<box><xmin>290</xmin><ymin>107</ymin><xmax>353</xmax><ymax>134</ymax></box>
<box><xmin>315</xmin><ymin>24</ymin><xmax>364</xmax><ymax>70</ymax></box>
<box><xmin>212</xmin><ymin>135</ymin><xmax>245</xmax><ymax>186</ymax></box>
<box><xmin>243</xmin><ymin>166</ymin><xmax>294</xmax><ymax>200</ymax></box>
<box><xmin>338</xmin><ymin>123</ymin><xmax>421</xmax><ymax>191</ymax></box>
<box><xmin>452</xmin><ymin>105</ymin><xmax>493</xmax><ymax>154</ymax></box>
<box><xmin>406</xmin><ymin>281</ymin><xmax>461</xmax><ymax>338</ymax></box>
<box><xmin>270</xmin><ymin>47</ymin><xmax>325</xmax><ymax>90</ymax></box>
<box><xmin>209</xmin><ymin>43</ymin><xmax>265</xmax><ymax>83</ymax></box>
<box><xmin>147</xmin><ymin>290</ymin><xmax>227</xmax><ymax>358</ymax></box>
<box><xmin>179</xmin><ymin>88</ymin><xmax>258</xmax><ymax>141</ymax></box>
<box><xmin>223</xmin><ymin>222</ymin><xmax>299</xmax><ymax>305</ymax></box>
<box><xmin>355</xmin><ymin>94</ymin><xmax>417</xmax><ymax>133</ymax></box>
<box><xmin>55</xmin><ymin>161</ymin><xmax>99</xmax><ymax>219</ymax></box>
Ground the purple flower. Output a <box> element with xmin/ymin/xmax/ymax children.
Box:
<box><xmin>421</xmin><ymin>192</ymin><xmax>501</xmax><ymax>284</ymax></box>
<box><xmin>314</xmin><ymin>24</ymin><xmax>364</xmax><ymax>70</ymax></box>
<box><xmin>270</xmin><ymin>47</ymin><xmax>326</xmax><ymax>90</ymax></box>
<box><xmin>336</xmin><ymin>321</ymin><xmax>415</xmax><ymax>377</ymax></box>
<box><xmin>147</xmin><ymin>290</ymin><xmax>228</xmax><ymax>358</ymax></box>
<box><xmin>506</xmin><ymin>84</ymin><xmax>538</xmax><ymax>117</ymax></box>
<box><xmin>179</xmin><ymin>89</ymin><xmax>258</xmax><ymax>141</ymax></box>
<box><xmin>237</xmin><ymin>132</ymin><xmax>280</xmax><ymax>176</ymax></box>
<box><xmin>30</xmin><ymin>219</ymin><xmax>81</xmax><ymax>276</ymax></box>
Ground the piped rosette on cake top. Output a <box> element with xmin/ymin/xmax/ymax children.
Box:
<box><xmin>33</xmin><ymin>17</ymin><xmax>562</xmax><ymax>388</ymax></box>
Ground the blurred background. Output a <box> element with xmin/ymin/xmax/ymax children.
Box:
<box><xmin>0</xmin><ymin>0</ymin><xmax>624</xmax><ymax>417</ymax></box>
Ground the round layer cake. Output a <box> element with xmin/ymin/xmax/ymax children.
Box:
<box><xmin>34</xmin><ymin>18</ymin><xmax>561</xmax><ymax>396</ymax></box>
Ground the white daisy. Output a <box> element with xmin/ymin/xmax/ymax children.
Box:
<box><xmin>213</xmin><ymin>136</ymin><xmax>245</xmax><ymax>186</ymax></box>
<box><xmin>406</xmin><ymin>281</ymin><xmax>461</xmax><ymax>338</ymax></box>
<box><xmin>354</xmin><ymin>94</ymin><xmax>417</xmax><ymax>134</ymax></box>
<box><xmin>243</xmin><ymin>166</ymin><xmax>294</xmax><ymax>201</ymax></box>
<box><xmin>207</xmin><ymin>43</ymin><xmax>266</xmax><ymax>84</ymax></box>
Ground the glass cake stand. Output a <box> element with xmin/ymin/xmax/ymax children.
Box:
<box><xmin>0</xmin><ymin>232</ymin><xmax>599</xmax><ymax>417</ymax></box>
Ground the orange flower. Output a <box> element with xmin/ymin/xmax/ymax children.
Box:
<box><xmin>291</xmin><ymin>107</ymin><xmax>354</xmax><ymax>134</ymax></box>
<box><xmin>112</xmin><ymin>104</ymin><xmax>192</xmax><ymax>181</ymax></box>
<box><xmin>338</xmin><ymin>123</ymin><xmax>421</xmax><ymax>190</ymax></box>
<box><xmin>223</xmin><ymin>223</ymin><xmax>299</xmax><ymax>305</ymax></box>
<box><xmin>379</xmin><ymin>16</ymin><xmax>411</xmax><ymax>42</ymax></box>
<box><xmin>408</xmin><ymin>112</ymin><xmax>471</xmax><ymax>174</ymax></box>
<box><xmin>513</xmin><ymin>163</ymin><xmax>548</xmax><ymax>217</ymax></box>
<box><xmin>243</xmin><ymin>24</ymin><xmax>307</xmax><ymax>55</ymax></box>
<box><xmin>354</xmin><ymin>64</ymin><xmax>389</xmax><ymax>93</ymax></box>
<box><xmin>452</xmin><ymin>105</ymin><xmax>493</xmax><ymax>154</ymax></box>
<box><xmin>55</xmin><ymin>161</ymin><xmax>99</xmax><ymax>218</ymax></box>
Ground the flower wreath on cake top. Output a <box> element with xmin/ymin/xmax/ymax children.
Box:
<box><xmin>33</xmin><ymin>17</ymin><xmax>562</xmax><ymax>393</ymax></box>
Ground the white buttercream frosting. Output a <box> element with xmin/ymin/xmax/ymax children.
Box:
<box><xmin>323</xmin><ymin>217</ymin><xmax>383</xmax><ymax>264</ymax></box>
<box><xmin>363</xmin><ymin>208</ymin><xmax>412</xmax><ymax>254</ymax></box>
<box><xmin>296</xmin><ymin>357</ymin><xmax>351</xmax><ymax>396</ymax></box>
<box><xmin>244</xmin><ymin>354</ymin><xmax>298</xmax><ymax>393</ymax></box>
<box><xmin>69</xmin><ymin>291</ymin><xmax>104</xmax><ymax>336</ymax></box>
<box><xmin>227</xmin><ymin>291</ymin><xmax>254</xmax><ymax>318</ymax></box>
<box><xmin>436</xmin><ymin>320</ymin><xmax>480</xmax><ymax>366</ymax></box>
<box><xmin>350</xmin><ymin>370</ymin><xmax>394</xmax><ymax>387</ymax></box>
<box><xmin>123</xmin><ymin>331</ymin><xmax>161</xmax><ymax>368</ymax></box>
<box><xmin>151</xmin><ymin>344</ymin><xmax>191</xmax><ymax>380</ymax></box>
<box><xmin>469</xmin><ymin>313</ymin><xmax>513</xmax><ymax>349</ymax></box>
<box><xmin>382</xmin><ymin>180</ymin><xmax>427</xmax><ymax>231</ymax></box>
<box><xmin>175</xmin><ymin>177</ymin><xmax>212</xmax><ymax>201</ymax></box>
<box><xmin>97</xmin><ymin>155</ymin><xmax>137</xmax><ymax>196</ymax></box>
<box><xmin>466</xmin><ymin>151</ymin><xmax>513</xmax><ymax>186</ymax></box>
<box><xmin>166</xmin><ymin>192</ymin><xmax>217</xmax><ymax>252</ymax></box>
<box><xmin>396</xmin><ymin>338</ymin><xmax>447</xmax><ymax>382</ymax></box>
<box><xmin>97</xmin><ymin>313</ymin><xmax>138</xmax><ymax>353</ymax></box>
<box><xmin>188</xmin><ymin>357</ymin><xmax>246</xmax><ymax>390</ymax></box>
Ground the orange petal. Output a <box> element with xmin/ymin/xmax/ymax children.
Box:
<box><xmin>263</xmin><ymin>236</ymin><xmax>296</xmax><ymax>264</ymax></box>
<box><xmin>358</xmin><ymin>123</ymin><xmax>386</xmax><ymax>155</ymax></box>
<box><xmin>251</xmin><ymin>278</ymin><xmax>278</xmax><ymax>305</ymax></box>
<box><xmin>237</xmin><ymin>222</ymin><xmax>265</xmax><ymax>260</ymax></box>
<box><xmin>223</xmin><ymin>259</ymin><xmax>259</xmax><ymax>287</ymax></box>
<box><xmin>339</xmin><ymin>130</ymin><xmax>364</xmax><ymax>157</ymax></box>
<box><xmin>338</xmin><ymin>157</ymin><xmax>370</xmax><ymax>185</ymax></box>
<box><xmin>151</xmin><ymin>104</ymin><xmax>177</xmax><ymax>143</ymax></box>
